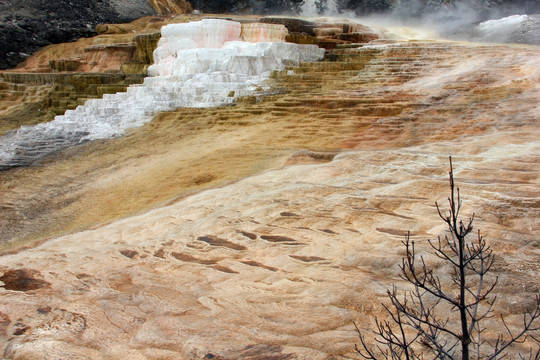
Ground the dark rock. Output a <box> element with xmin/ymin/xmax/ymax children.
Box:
<box><xmin>260</xmin><ymin>17</ymin><xmax>316</xmax><ymax>36</ymax></box>
<box><xmin>190</xmin><ymin>0</ymin><xmax>303</xmax><ymax>14</ymax></box>
<box><xmin>315</xmin><ymin>38</ymin><xmax>340</xmax><ymax>50</ymax></box>
<box><xmin>337</xmin><ymin>32</ymin><xmax>379</xmax><ymax>43</ymax></box>
<box><xmin>0</xmin><ymin>0</ymin><xmax>159</xmax><ymax>70</ymax></box>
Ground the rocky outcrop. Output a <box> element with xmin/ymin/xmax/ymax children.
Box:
<box><xmin>261</xmin><ymin>16</ymin><xmax>380</xmax><ymax>49</ymax></box>
<box><xmin>0</xmin><ymin>0</ymin><xmax>191</xmax><ymax>70</ymax></box>
<box><xmin>9</xmin><ymin>18</ymin><xmax>165</xmax><ymax>74</ymax></box>
<box><xmin>260</xmin><ymin>17</ymin><xmax>317</xmax><ymax>35</ymax></box>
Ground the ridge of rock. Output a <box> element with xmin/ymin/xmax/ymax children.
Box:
<box><xmin>0</xmin><ymin>0</ymin><xmax>192</xmax><ymax>70</ymax></box>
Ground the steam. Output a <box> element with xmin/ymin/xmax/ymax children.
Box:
<box><xmin>301</xmin><ymin>0</ymin><xmax>338</xmax><ymax>17</ymax></box>
<box><xmin>399</xmin><ymin>1</ymin><xmax>539</xmax><ymax>42</ymax></box>
<box><xmin>387</xmin><ymin>1</ymin><xmax>490</xmax><ymax>40</ymax></box>
<box><xmin>189</xmin><ymin>0</ymin><xmax>540</xmax><ymax>19</ymax></box>
<box><xmin>187</xmin><ymin>0</ymin><xmax>540</xmax><ymax>44</ymax></box>
<box><xmin>294</xmin><ymin>0</ymin><xmax>540</xmax><ymax>44</ymax></box>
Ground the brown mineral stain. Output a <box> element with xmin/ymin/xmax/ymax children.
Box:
<box><xmin>196</xmin><ymin>235</ymin><xmax>247</xmax><ymax>251</ymax></box>
<box><xmin>0</xmin><ymin>269</ymin><xmax>50</xmax><ymax>291</ymax></box>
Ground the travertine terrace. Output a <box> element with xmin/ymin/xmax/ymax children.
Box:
<box><xmin>0</xmin><ymin>14</ymin><xmax>539</xmax><ymax>359</ymax></box>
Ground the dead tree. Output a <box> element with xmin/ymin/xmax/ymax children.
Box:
<box><xmin>355</xmin><ymin>157</ymin><xmax>540</xmax><ymax>359</ymax></box>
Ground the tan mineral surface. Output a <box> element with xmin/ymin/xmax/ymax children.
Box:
<box><xmin>0</xmin><ymin>17</ymin><xmax>539</xmax><ymax>359</ymax></box>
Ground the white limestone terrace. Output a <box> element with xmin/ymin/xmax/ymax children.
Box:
<box><xmin>0</xmin><ymin>19</ymin><xmax>324</xmax><ymax>170</ymax></box>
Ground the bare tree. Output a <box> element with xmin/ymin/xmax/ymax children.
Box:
<box><xmin>355</xmin><ymin>157</ymin><xmax>540</xmax><ymax>360</ymax></box>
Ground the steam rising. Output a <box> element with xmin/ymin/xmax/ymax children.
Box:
<box><xmin>189</xmin><ymin>0</ymin><xmax>540</xmax><ymax>44</ymax></box>
<box><xmin>298</xmin><ymin>0</ymin><xmax>540</xmax><ymax>44</ymax></box>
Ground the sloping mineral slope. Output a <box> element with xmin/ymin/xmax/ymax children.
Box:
<box><xmin>0</xmin><ymin>20</ymin><xmax>539</xmax><ymax>359</ymax></box>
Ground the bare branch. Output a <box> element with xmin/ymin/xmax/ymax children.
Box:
<box><xmin>354</xmin><ymin>157</ymin><xmax>540</xmax><ymax>360</ymax></box>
